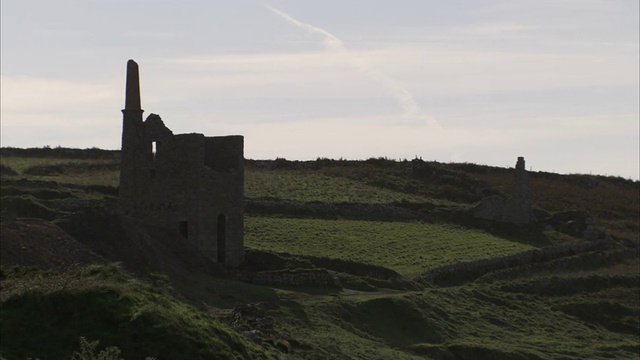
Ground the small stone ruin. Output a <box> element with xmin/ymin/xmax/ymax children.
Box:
<box><xmin>473</xmin><ymin>157</ymin><xmax>533</xmax><ymax>225</ymax></box>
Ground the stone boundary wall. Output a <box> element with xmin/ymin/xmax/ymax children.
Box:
<box><xmin>419</xmin><ymin>239</ymin><xmax>623</xmax><ymax>286</ymax></box>
<box><xmin>477</xmin><ymin>247</ymin><xmax>638</xmax><ymax>283</ymax></box>
<box><xmin>499</xmin><ymin>274</ymin><xmax>639</xmax><ymax>296</ymax></box>
<box><xmin>281</xmin><ymin>253</ymin><xmax>402</xmax><ymax>280</ymax></box>
<box><xmin>23</xmin><ymin>163</ymin><xmax>120</xmax><ymax>176</ymax></box>
<box><xmin>243</xmin><ymin>249</ymin><xmax>402</xmax><ymax>280</ymax></box>
<box><xmin>246</xmin><ymin>199</ymin><xmax>423</xmax><ymax>222</ymax></box>
<box><xmin>234</xmin><ymin>268</ymin><xmax>339</xmax><ymax>287</ymax></box>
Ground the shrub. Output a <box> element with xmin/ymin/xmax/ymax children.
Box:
<box><xmin>71</xmin><ymin>337</ymin><xmax>123</xmax><ymax>360</ymax></box>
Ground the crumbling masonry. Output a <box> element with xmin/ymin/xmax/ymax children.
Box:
<box><xmin>118</xmin><ymin>60</ymin><xmax>244</xmax><ymax>266</ymax></box>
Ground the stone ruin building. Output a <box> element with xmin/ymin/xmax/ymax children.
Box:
<box><xmin>118</xmin><ymin>60</ymin><xmax>244</xmax><ymax>266</ymax></box>
<box><xmin>473</xmin><ymin>156</ymin><xmax>533</xmax><ymax>225</ymax></box>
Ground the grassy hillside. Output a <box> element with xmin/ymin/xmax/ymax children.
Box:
<box><xmin>2</xmin><ymin>152</ymin><xmax>636</xmax><ymax>240</ymax></box>
<box><xmin>272</xmin><ymin>280</ymin><xmax>639</xmax><ymax>359</ymax></box>
<box><xmin>246</xmin><ymin>167</ymin><xmax>433</xmax><ymax>204</ymax></box>
<box><xmin>1</xmin><ymin>147</ymin><xmax>638</xmax><ymax>359</ymax></box>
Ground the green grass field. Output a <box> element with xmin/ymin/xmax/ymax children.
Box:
<box><xmin>245</xmin><ymin>216</ymin><xmax>536</xmax><ymax>276</ymax></box>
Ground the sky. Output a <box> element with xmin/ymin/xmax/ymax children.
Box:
<box><xmin>1</xmin><ymin>0</ymin><xmax>638</xmax><ymax>179</ymax></box>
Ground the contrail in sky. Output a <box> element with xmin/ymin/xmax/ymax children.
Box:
<box><xmin>266</xmin><ymin>5</ymin><xmax>437</xmax><ymax>126</ymax></box>
<box><xmin>266</xmin><ymin>5</ymin><xmax>345</xmax><ymax>52</ymax></box>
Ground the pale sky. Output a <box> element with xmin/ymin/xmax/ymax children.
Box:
<box><xmin>1</xmin><ymin>0</ymin><xmax>638</xmax><ymax>179</ymax></box>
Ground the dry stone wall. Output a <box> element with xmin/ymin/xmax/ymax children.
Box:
<box><xmin>419</xmin><ymin>239</ymin><xmax>619</xmax><ymax>286</ymax></box>
<box><xmin>234</xmin><ymin>269</ymin><xmax>340</xmax><ymax>287</ymax></box>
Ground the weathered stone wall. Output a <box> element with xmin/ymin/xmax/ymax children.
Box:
<box><xmin>200</xmin><ymin>135</ymin><xmax>245</xmax><ymax>266</ymax></box>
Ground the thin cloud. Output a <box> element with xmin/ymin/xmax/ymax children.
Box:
<box><xmin>464</xmin><ymin>22</ymin><xmax>540</xmax><ymax>36</ymax></box>
<box><xmin>265</xmin><ymin>4</ymin><xmax>438</xmax><ymax>126</ymax></box>
<box><xmin>0</xmin><ymin>75</ymin><xmax>119</xmax><ymax>112</ymax></box>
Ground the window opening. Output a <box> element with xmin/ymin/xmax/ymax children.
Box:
<box><xmin>178</xmin><ymin>221</ymin><xmax>188</xmax><ymax>239</ymax></box>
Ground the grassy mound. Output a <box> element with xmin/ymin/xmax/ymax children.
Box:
<box><xmin>0</xmin><ymin>264</ymin><xmax>278</xmax><ymax>360</ymax></box>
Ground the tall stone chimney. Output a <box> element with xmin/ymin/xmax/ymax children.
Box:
<box><xmin>124</xmin><ymin>59</ymin><xmax>141</xmax><ymax>110</ymax></box>
<box><xmin>119</xmin><ymin>59</ymin><xmax>144</xmax><ymax>215</ymax></box>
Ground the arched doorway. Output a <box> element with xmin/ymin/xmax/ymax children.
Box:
<box><xmin>217</xmin><ymin>214</ymin><xmax>226</xmax><ymax>264</ymax></box>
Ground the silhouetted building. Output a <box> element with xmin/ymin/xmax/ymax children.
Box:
<box><xmin>118</xmin><ymin>60</ymin><xmax>244</xmax><ymax>266</ymax></box>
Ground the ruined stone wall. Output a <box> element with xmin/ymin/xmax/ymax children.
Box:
<box><xmin>120</xmin><ymin>122</ymin><xmax>202</xmax><ymax>234</ymax></box>
<box><xmin>149</xmin><ymin>133</ymin><xmax>204</xmax><ymax>229</ymax></box>
<box><xmin>199</xmin><ymin>136</ymin><xmax>244</xmax><ymax>266</ymax></box>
